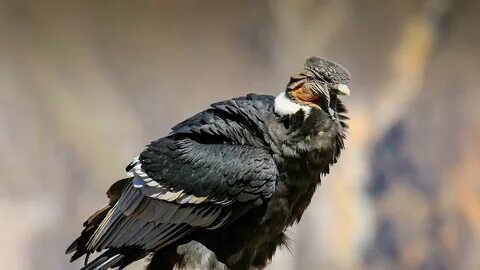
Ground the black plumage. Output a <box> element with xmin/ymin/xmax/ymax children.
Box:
<box><xmin>66</xmin><ymin>56</ymin><xmax>351</xmax><ymax>270</ymax></box>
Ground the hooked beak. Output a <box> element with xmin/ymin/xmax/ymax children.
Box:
<box><xmin>335</xmin><ymin>84</ymin><xmax>350</xmax><ymax>96</ymax></box>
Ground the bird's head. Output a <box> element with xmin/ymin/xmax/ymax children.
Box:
<box><xmin>275</xmin><ymin>56</ymin><xmax>351</xmax><ymax>119</ymax></box>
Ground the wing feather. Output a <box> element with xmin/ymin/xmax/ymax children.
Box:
<box><xmin>85</xmin><ymin>95</ymin><xmax>279</xmax><ymax>256</ymax></box>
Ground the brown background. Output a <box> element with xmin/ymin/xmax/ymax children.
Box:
<box><xmin>1</xmin><ymin>0</ymin><xmax>479</xmax><ymax>269</ymax></box>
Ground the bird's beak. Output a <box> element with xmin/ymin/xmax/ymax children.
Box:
<box><xmin>335</xmin><ymin>84</ymin><xmax>350</xmax><ymax>96</ymax></box>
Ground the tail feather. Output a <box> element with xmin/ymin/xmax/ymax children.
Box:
<box><xmin>81</xmin><ymin>249</ymin><xmax>125</xmax><ymax>270</ymax></box>
<box><xmin>67</xmin><ymin>178</ymin><xmax>131</xmax><ymax>262</ymax></box>
<box><xmin>66</xmin><ymin>206</ymin><xmax>112</xmax><ymax>261</ymax></box>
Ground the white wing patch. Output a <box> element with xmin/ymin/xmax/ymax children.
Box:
<box><xmin>127</xmin><ymin>156</ymin><xmax>230</xmax><ymax>205</ymax></box>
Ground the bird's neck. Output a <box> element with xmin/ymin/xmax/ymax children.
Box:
<box><xmin>274</xmin><ymin>92</ymin><xmax>311</xmax><ymax>117</ymax></box>
<box><xmin>267</xmin><ymin>100</ymin><xmax>346</xmax><ymax>173</ymax></box>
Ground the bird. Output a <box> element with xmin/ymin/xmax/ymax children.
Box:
<box><xmin>66</xmin><ymin>56</ymin><xmax>351</xmax><ymax>270</ymax></box>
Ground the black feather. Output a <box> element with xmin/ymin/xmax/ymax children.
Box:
<box><xmin>67</xmin><ymin>57</ymin><xmax>350</xmax><ymax>270</ymax></box>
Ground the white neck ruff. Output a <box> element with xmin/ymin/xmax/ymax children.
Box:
<box><xmin>274</xmin><ymin>92</ymin><xmax>311</xmax><ymax>117</ymax></box>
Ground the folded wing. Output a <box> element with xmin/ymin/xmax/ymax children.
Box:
<box><xmin>86</xmin><ymin>137</ymin><xmax>278</xmax><ymax>254</ymax></box>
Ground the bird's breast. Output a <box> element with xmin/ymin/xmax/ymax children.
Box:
<box><xmin>258</xmin><ymin>171</ymin><xmax>319</xmax><ymax>234</ymax></box>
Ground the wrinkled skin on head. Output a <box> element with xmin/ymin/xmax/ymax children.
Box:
<box><xmin>286</xmin><ymin>57</ymin><xmax>351</xmax><ymax>114</ymax></box>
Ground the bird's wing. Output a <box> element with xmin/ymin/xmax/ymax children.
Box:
<box><xmin>136</xmin><ymin>138</ymin><xmax>277</xmax><ymax>205</ymax></box>
<box><xmin>86</xmin><ymin>96</ymin><xmax>278</xmax><ymax>253</ymax></box>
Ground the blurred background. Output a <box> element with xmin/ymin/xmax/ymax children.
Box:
<box><xmin>1</xmin><ymin>0</ymin><xmax>479</xmax><ymax>269</ymax></box>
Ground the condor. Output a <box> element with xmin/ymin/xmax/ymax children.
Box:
<box><xmin>66</xmin><ymin>57</ymin><xmax>351</xmax><ymax>270</ymax></box>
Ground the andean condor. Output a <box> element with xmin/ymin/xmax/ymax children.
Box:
<box><xmin>66</xmin><ymin>56</ymin><xmax>351</xmax><ymax>270</ymax></box>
